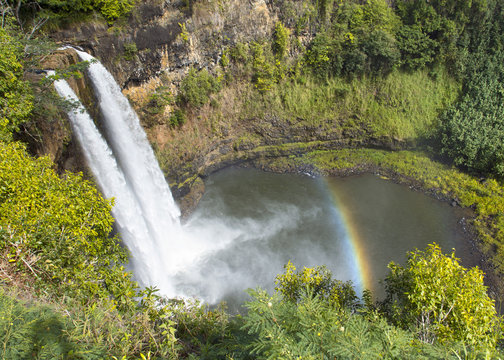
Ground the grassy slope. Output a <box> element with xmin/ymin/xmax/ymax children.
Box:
<box><xmin>236</xmin><ymin>68</ymin><xmax>460</xmax><ymax>140</ymax></box>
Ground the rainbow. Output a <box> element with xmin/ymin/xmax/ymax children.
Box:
<box><xmin>324</xmin><ymin>179</ymin><xmax>373</xmax><ymax>296</ymax></box>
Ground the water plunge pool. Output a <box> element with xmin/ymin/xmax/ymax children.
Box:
<box><xmin>174</xmin><ymin>167</ymin><xmax>476</xmax><ymax>311</ymax></box>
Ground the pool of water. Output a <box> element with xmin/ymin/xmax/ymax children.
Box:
<box><xmin>174</xmin><ymin>167</ymin><xmax>475</xmax><ymax>311</ymax></box>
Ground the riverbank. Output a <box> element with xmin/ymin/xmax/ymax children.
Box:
<box><xmin>231</xmin><ymin>148</ymin><xmax>503</xmax><ymax>305</ymax></box>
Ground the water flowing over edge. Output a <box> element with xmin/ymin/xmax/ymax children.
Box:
<box><xmin>49</xmin><ymin>53</ymin><xmax>366</xmax><ymax>306</ymax></box>
<box><xmin>49</xmin><ymin>71</ymin><xmax>179</xmax><ymax>295</ymax></box>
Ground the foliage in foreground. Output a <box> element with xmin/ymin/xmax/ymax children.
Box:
<box><xmin>0</xmin><ymin>141</ymin><xmax>136</xmax><ymax>308</ymax></box>
<box><xmin>2</xmin><ymin>243</ymin><xmax>502</xmax><ymax>359</ymax></box>
<box><xmin>0</xmin><ymin>288</ymin><xmax>106</xmax><ymax>359</ymax></box>
<box><xmin>239</xmin><ymin>245</ymin><xmax>502</xmax><ymax>359</ymax></box>
<box><xmin>0</xmin><ymin>286</ymin><xmax>182</xmax><ymax>359</ymax></box>
<box><xmin>384</xmin><ymin>244</ymin><xmax>501</xmax><ymax>348</ymax></box>
<box><xmin>242</xmin><ymin>290</ymin><xmax>459</xmax><ymax>359</ymax></box>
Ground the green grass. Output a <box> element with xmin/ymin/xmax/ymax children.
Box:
<box><xmin>239</xmin><ymin>68</ymin><xmax>460</xmax><ymax>140</ymax></box>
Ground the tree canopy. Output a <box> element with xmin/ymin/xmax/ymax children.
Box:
<box><xmin>383</xmin><ymin>243</ymin><xmax>502</xmax><ymax>348</ymax></box>
<box><xmin>0</xmin><ymin>27</ymin><xmax>33</xmax><ymax>142</ymax></box>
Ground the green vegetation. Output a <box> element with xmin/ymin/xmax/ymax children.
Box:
<box><xmin>96</xmin><ymin>0</ymin><xmax>135</xmax><ymax>22</ymax></box>
<box><xmin>123</xmin><ymin>41</ymin><xmax>138</xmax><ymax>61</ymax></box>
<box><xmin>0</xmin><ymin>141</ymin><xmax>135</xmax><ymax>306</ymax></box>
<box><xmin>272</xmin><ymin>21</ymin><xmax>290</xmax><ymax>60</ymax></box>
<box><xmin>2</xmin><ymin>0</ymin><xmax>135</xmax><ymax>29</ymax></box>
<box><xmin>240</xmin><ymin>248</ymin><xmax>502</xmax><ymax>359</ymax></box>
<box><xmin>275</xmin><ymin>261</ymin><xmax>358</xmax><ymax>309</ymax></box>
<box><xmin>177</xmin><ymin>67</ymin><xmax>221</xmax><ymax>108</ymax></box>
<box><xmin>2</xmin><ymin>0</ymin><xmax>504</xmax><ymax>357</ymax></box>
<box><xmin>239</xmin><ymin>68</ymin><xmax>459</xmax><ymax>139</ymax></box>
<box><xmin>0</xmin><ymin>27</ymin><xmax>33</xmax><ymax>142</ymax></box>
<box><xmin>189</xmin><ymin>0</ymin><xmax>503</xmax><ymax>180</ymax></box>
<box><xmin>438</xmin><ymin>0</ymin><xmax>504</xmax><ymax>178</ymax></box>
<box><xmin>1</xmin><ymin>243</ymin><xmax>501</xmax><ymax>359</ymax></box>
<box><xmin>0</xmin><ymin>288</ymin><xmax>107</xmax><ymax>358</ymax></box>
<box><xmin>385</xmin><ymin>244</ymin><xmax>501</xmax><ymax>348</ymax></box>
<box><xmin>251</xmin><ymin>41</ymin><xmax>277</xmax><ymax>93</ymax></box>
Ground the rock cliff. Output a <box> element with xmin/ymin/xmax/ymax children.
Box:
<box><xmin>40</xmin><ymin>0</ymin><xmax>409</xmax><ymax>215</ymax></box>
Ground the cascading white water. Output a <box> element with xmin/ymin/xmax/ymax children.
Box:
<box><xmin>50</xmin><ymin>56</ymin><xmax>356</xmax><ymax>305</ymax></box>
<box><xmin>49</xmin><ymin>53</ymin><xmax>472</xmax><ymax>310</ymax></box>
<box><xmin>51</xmin><ymin>50</ymin><xmax>195</xmax><ymax>296</ymax></box>
<box><xmin>50</xmin><ymin>72</ymin><xmax>177</xmax><ymax>293</ymax></box>
<box><xmin>75</xmin><ymin>50</ymin><xmax>184</xmax><ymax>264</ymax></box>
<box><xmin>51</xmin><ymin>51</ymin><xmax>376</xmax><ymax>308</ymax></box>
<box><xmin>51</xmin><ymin>52</ymin><xmax>250</xmax><ymax>300</ymax></box>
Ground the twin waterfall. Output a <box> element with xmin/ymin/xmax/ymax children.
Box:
<box><xmin>51</xmin><ymin>51</ymin><xmax>372</xmax><ymax>306</ymax></box>
<box><xmin>52</xmin><ymin>50</ymin><xmax>186</xmax><ymax>297</ymax></box>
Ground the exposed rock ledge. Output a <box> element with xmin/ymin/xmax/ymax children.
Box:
<box><xmin>33</xmin><ymin>48</ymin><xmax>411</xmax><ymax>217</ymax></box>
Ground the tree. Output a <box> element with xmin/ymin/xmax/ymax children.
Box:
<box><xmin>304</xmin><ymin>32</ymin><xmax>333</xmax><ymax>76</ymax></box>
<box><xmin>0</xmin><ymin>141</ymin><xmax>136</xmax><ymax>308</ymax></box>
<box><xmin>0</xmin><ymin>26</ymin><xmax>33</xmax><ymax>141</ymax></box>
<box><xmin>1</xmin><ymin>0</ymin><xmax>135</xmax><ymax>28</ymax></box>
<box><xmin>360</xmin><ymin>29</ymin><xmax>400</xmax><ymax>75</ymax></box>
<box><xmin>178</xmin><ymin>67</ymin><xmax>220</xmax><ymax>107</ymax></box>
<box><xmin>396</xmin><ymin>24</ymin><xmax>437</xmax><ymax>69</ymax></box>
<box><xmin>383</xmin><ymin>243</ymin><xmax>502</xmax><ymax>349</ymax></box>
<box><xmin>94</xmin><ymin>0</ymin><xmax>135</xmax><ymax>22</ymax></box>
<box><xmin>251</xmin><ymin>42</ymin><xmax>275</xmax><ymax>93</ymax></box>
<box><xmin>437</xmin><ymin>0</ymin><xmax>504</xmax><ymax>178</ymax></box>
<box><xmin>349</xmin><ymin>0</ymin><xmax>401</xmax><ymax>35</ymax></box>
<box><xmin>272</xmin><ymin>21</ymin><xmax>290</xmax><ymax>60</ymax></box>
<box><xmin>275</xmin><ymin>261</ymin><xmax>358</xmax><ymax>310</ymax></box>
<box><xmin>439</xmin><ymin>66</ymin><xmax>504</xmax><ymax>177</ymax></box>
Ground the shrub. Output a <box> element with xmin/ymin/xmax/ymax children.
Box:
<box><xmin>169</xmin><ymin>108</ymin><xmax>186</xmax><ymax>127</ymax></box>
<box><xmin>0</xmin><ymin>141</ymin><xmax>136</xmax><ymax>307</ymax></box>
<box><xmin>360</xmin><ymin>29</ymin><xmax>400</xmax><ymax>75</ymax></box>
<box><xmin>0</xmin><ymin>289</ymin><xmax>107</xmax><ymax>359</ymax></box>
<box><xmin>275</xmin><ymin>261</ymin><xmax>358</xmax><ymax>309</ymax></box>
<box><xmin>383</xmin><ymin>244</ymin><xmax>502</xmax><ymax>348</ymax></box>
<box><xmin>241</xmin><ymin>286</ymin><xmax>490</xmax><ymax>359</ymax></box>
<box><xmin>146</xmin><ymin>85</ymin><xmax>173</xmax><ymax>114</ymax></box>
<box><xmin>178</xmin><ymin>67</ymin><xmax>220</xmax><ymax>107</ymax></box>
<box><xmin>397</xmin><ymin>24</ymin><xmax>437</xmax><ymax>69</ymax></box>
<box><xmin>272</xmin><ymin>21</ymin><xmax>290</xmax><ymax>60</ymax></box>
<box><xmin>304</xmin><ymin>32</ymin><xmax>332</xmax><ymax>76</ymax></box>
<box><xmin>123</xmin><ymin>41</ymin><xmax>137</xmax><ymax>60</ymax></box>
<box><xmin>229</xmin><ymin>42</ymin><xmax>249</xmax><ymax>63</ymax></box>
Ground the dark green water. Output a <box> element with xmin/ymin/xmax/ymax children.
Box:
<box><xmin>176</xmin><ymin>167</ymin><xmax>475</xmax><ymax>311</ymax></box>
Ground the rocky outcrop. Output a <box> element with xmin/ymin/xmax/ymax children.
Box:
<box><xmin>49</xmin><ymin>0</ymin><xmax>277</xmax><ymax>89</ymax></box>
<box><xmin>39</xmin><ymin>1</ymin><xmax>412</xmax><ymax>214</ymax></box>
<box><xmin>17</xmin><ymin>49</ymin><xmax>93</xmax><ymax>175</ymax></box>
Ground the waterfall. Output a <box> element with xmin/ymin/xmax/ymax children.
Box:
<box><xmin>49</xmin><ymin>53</ymin><xmax>185</xmax><ymax>296</ymax></box>
<box><xmin>52</xmin><ymin>51</ymin><xmax>361</xmax><ymax>307</ymax></box>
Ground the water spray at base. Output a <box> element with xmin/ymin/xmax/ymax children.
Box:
<box><xmin>50</xmin><ymin>51</ymin><xmax>383</xmax><ymax>306</ymax></box>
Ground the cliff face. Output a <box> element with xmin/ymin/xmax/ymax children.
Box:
<box><xmin>42</xmin><ymin>0</ymin><xmax>408</xmax><ymax>215</ymax></box>
<box><xmin>49</xmin><ymin>0</ymin><xmax>276</xmax><ymax>88</ymax></box>
<box><xmin>18</xmin><ymin>49</ymin><xmax>89</xmax><ymax>176</ymax></box>
<box><xmin>39</xmin><ymin>1</ymin><xmax>271</xmax><ymax>210</ymax></box>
